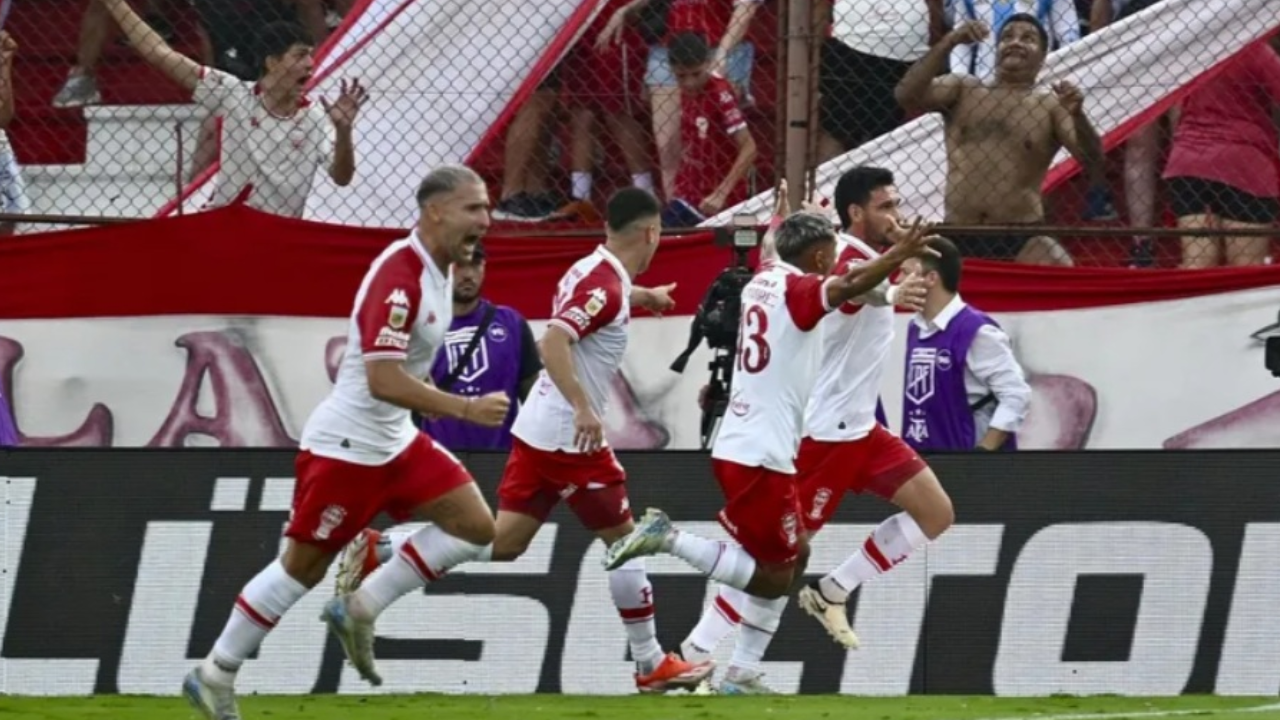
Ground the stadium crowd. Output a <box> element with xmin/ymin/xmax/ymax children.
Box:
<box><xmin>0</xmin><ymin>0</ymin><xmax>1277</xmax><ymax>268</ymax></box>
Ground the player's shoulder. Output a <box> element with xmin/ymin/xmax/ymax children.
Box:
<box><xmin>368</xmin><ymin>238</ymin><xmax>426</xmax><ymax>281</ymax></box>
<box><xmin>837</xmin><ymin>233</ymin><xmax>879</xmax><ymax>263</ymax></box>
<box><xmin>707</xmin><ymin>75</ymin><xmax>741</xmax><ymax>103</ymax></box>
<box><xmin>566</xmin><ymin>249</ymin><xmax>626</xmax><ymax>293</ymax></box>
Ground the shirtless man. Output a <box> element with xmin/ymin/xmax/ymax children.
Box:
<box><xmin>895</xmin><ymin>14</ymin><xmax>1106</xmax><ymax>266</ymax></box>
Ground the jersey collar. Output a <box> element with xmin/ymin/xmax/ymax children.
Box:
<box><xmin>594</xmin><ymin>245</ymin><xmax>632</xmax><ymax>288</ymax></box>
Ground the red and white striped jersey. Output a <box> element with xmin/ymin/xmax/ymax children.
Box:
<box><xmin>805</xmin><ymin>234</ymin><xmax>896</xmax><ymax>441</ymax></box>
<box><xmin>300</xmin><ymin>232</ymin><xmax>453</xmax><ymax>465</ymax></box>
<box><xmin>711</xmin><ymin>260</ymin><xmax>836</xmax><ymax>473</ymax></box>
<box><xmin>513</xmin><ymin>246</ymin><xmax>633</xmax><ymax>453</ymax></box>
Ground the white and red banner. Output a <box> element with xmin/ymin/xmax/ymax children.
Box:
<box><xmin>2</xmin><ymin>205</ymin><xmax>1279</xmax><ymax>449</ymax></box>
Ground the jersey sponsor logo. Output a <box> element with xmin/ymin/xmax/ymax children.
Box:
<box><xmin>781</xmin><ymin>511</ymin><xmax>799</xmax><ymax>548</ymax></box>
<box><xmin>563</xmin><ymin>307</ymin><xmax>592</xmax><ymax>330</ymax></box>
<box><xmin>905</xmin><ymin>347</ymin><xmax>937</xmax><ymax>405</ymax></box>
<box><xmin>488</xmin><ymin>324</ymin><xmax>509</xmax><ymax>342</ymax></box>
<box><xmin>443</xmin><ymin>328</ymin><xmax>490</xmax><ymax>384</ymax></box>
<box><xmin>386</xmin><ymin>288</ymin><xmax>410</xmax><ymax>306</ymax></box>
<box><xmin>374</xmin><ymin>327</ymin><xmax>410</xmax><ymax>349</ymax></box>
<box><xmin>905</xmin><ymin>410</ymin><xmax>930</xmax><ymax>444</ymax></box>
<box><xmin>584</xmin><ymin>288</ymin><xmax>608</xmax><ymax>317</ymax></box>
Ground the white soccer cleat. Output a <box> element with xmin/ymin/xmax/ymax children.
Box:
<box><xmin>334</xmin><ymin>528</ymin><xmax>382</xmax><ymax>596</ymax></box>
<box><xmin>320</xmin><ymin>596</ymin><xmax>383</xmax><ymax>686</ymax></box>
<box><xmin>718</xmin><ymin>666</ymin><xmax>779</xmax><ymax>695</ymax></box>
<box><xmin>602</xmin><ymin>508</ymin><xmax>674</xmax><ymax>571</ymax></box>
<box><xmin>182</xmin><ymin>667</ymin><xmax>241</xmax><ymax>720</ymax></box>
<box><xmin>797</xmin><ymin>583</ymin><xmax>860</xmax><ymax>649</ymax></box>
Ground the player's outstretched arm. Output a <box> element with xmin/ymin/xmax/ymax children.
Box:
<box><xmin>97</xmin><ymin>0</ymin><xmax>202</xmax><ymax>91</ymax></box>
<box><xmin>825</xmin><ymin>220</ymin><xmax>938</xmax><ymax>307</ymax></box>
<box><xmin>366</xmin><ymin>360</ymin><xmax>510</xmax><ymax>427</ymax></box>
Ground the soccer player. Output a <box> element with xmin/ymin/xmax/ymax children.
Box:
<box><xmin>333</xmin><ymin>188</ymin><xmax>711</xmax><ymax>694</ymax></box>
<box><xmin>97</xmin><ymin>0</ymin><xmax>365</xmax><ymax>218</ymax></box>
<box><xmin>182</xmin><ymin>165</ymin><xmax>510</xmax><ymax>720</ymax></box>
<box><xmin>602</xmin><ymin>206</ymin><xmax>935</xmax><ymax>676</ymax></box>
<box><xmin>671</xmin><ymin>169</ymin><xmax>956</xmax><ymax>690</ymax></box>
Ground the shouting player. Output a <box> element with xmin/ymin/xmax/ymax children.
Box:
<box><xmin>332</xmin><ymin>188</ymin><xmax>712</xmax><ymax>693</ymax></box>
<box><xmin>673</xmin><ymin>169</ymin><xmax>955</xmax><ymax>691</ymax></box>
<box><xmin>602</xmin><ymin>206</ymin><xmax>935</xmax><ymax>679</ymax></box>
<box><xmin>182</xmin><ymin>165</ymin><xmax>509</xmax><ymax>720</ymax></box>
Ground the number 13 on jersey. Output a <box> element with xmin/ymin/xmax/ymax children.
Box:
<box><xmin>736</xmin><ymin>303</ymin><xmax>771</xmax><ymax>374</ymax></box>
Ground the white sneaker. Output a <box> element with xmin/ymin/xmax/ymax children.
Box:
<box><xmin>797</xmin><ymin>583</ymin><xmax>860</xmax><ymax>649</ymax></box>
<box><xmin>182</xmin><ymin>667</ymin><xmax>241</xmax><ymax>720</ymax></box>
<box><xmin>335</xmin><ymin>528</ymin><xmax>382</xmax><ymax>596</ymax></box>
<box><xmin>320</xmin><ymin>596</ymin><xmax>383</xmax><ymax>686</ymax></box>
<box><xmin>602</xmin><ymin>508</ymin><xmax>674</xmax><ymax>571</ymax></box>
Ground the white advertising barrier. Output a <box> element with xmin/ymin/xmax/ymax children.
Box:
<box><xmin>1</xmin><ymin>286</ymin><xmax>1278</xmax><ymax>449</ymax></box>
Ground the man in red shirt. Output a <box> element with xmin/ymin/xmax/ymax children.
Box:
<box><xmin>662</xmin><ymin>31</ymin><xmax>758</xmax><ymax>227</ymax></box>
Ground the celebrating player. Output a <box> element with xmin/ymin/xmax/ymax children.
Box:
<box><xmin>602</xmin><ymin>204</ymin><xmax>936</xmax><ymax>677</ymax></box>
<box><xmin>182</xmin><ymin>165</ymin><xmax>509</xmax><ymax>720</ymax></box>
<box><xmin>674</xmin><ymin>169</ymin><xmax>956</xmax><ymax>691</ymax></box>
<box><xmin>333</xmin><ymin>188</ymin><xmax>712</xmax><ymax>694</ymax></box>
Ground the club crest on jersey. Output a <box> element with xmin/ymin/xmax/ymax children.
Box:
<box><xmin>584</xmin><ymin>287</ymin><xmax>608</xmax><ymax>317</ymax></box>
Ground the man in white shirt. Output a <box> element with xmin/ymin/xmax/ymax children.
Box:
<box><xmin>181</xmin><ymin>166</ymin><xmax>511</xmax><ymax>720</ymax></box>
<box><xmin>900</xmin><ymin>236</ymin><xmax>1031</xmax><ymax>450</ymax></box>
<box><xmin>98</xmin><ymin>0</ymin><xmax>365</xmax><ymax>217</ymax></box>
<box><xmin>817</xmin><ymin>0</ymin><xmax>945</xmax><ymax>160</ymax></box>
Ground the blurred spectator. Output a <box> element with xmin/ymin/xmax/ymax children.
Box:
<box><xmin>896</xmin><ymin>16</ymin><xmax>1105</xmax><ymax>266</ymax></box>
<box><xmin>52</xmin><ymin>0</ymin><xmax>187</xmax><ymax>108</ymax></box>
<box><xmin>900</xmin><ymin>237</ymin><xmax>1029</xmax><ymax>452</ymax></box>
<box><xmin>560</xmin><ymin>0</ymin><xmax>655</xmax><ymax>219</ymax></box>
<box><xmin>817</xmin><ymin>0</ymin><xmax>944</xmax><ymax>162</ymax></box>
<box><xmin>490</xmin><ymin>81</ymin><xmax>563</xmax><ymax>222</ymax></box>
<box><xmin>0</xmin><ymin>31</ymin><xmax>28</xmax><ymax>236</ymax></box>
<box><xmin>100</xmin><ymin>0</ymin><xmax>366</xmax><ymax>217</ymax></box>
<box><xmin>660</xmin><ymin>31</ymin><xmax>757</xmax><ymax>227</ymax></box>
<box><xmin>419</xmin><ymin>244</ymin><xmax>542</xmax><ymax>451</ymax></box>
<box><xmin>944</xmin><ymin>0</ymin><xmax>1080</xmax><ymax>80</ymax></box>
<box><xmin>1164</xmin><ymin>39</ymin><xmax>1280</xmax><ymax>268</ymax></box>
<box><xmin>602</xmin><ymin>0</ymin><xmax>763</xmax><ymax>201</ymax></box>
<box><xmin>1091</xmin><ymin>0</ymin><xmax>1167</xmax><ymax>267</ymax></box>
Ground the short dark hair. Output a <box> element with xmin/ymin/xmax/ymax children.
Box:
<box><xmin>775</xmin><ymin>212</ymin><xmax>836</xmax><ymax>264</ymax></box>
<box><xmin>668</xmin><ymin>31</ymin><xmax>711</xmax><ymax>70</ymax></box>
<box><xmin>833</xmin><ymin>166</ymin><xmax>895</xmax><ymax>229</ymax></box>
<box><xmin>256</xmin><ymin>21</ymin><xmax>312</xmax><ymax>76</ymax></box>
<box><xmin>606</xmin><ymin>187</ymin><xmax>661</xmax><ymax>233</ymax></box>
<box><xmin>920</xmin><ymin>237</ymin><xmax>962</xmax><ymax>292</ymax></box>
<box><xmin>415</xmin><ymin>165</ymin><xmax>485</xmax><ymax>206</ymax></box>
<box><xmin>999</xmin><ymin>13</ymin><xmax>1049</xmax><ymax>51</ymax></box>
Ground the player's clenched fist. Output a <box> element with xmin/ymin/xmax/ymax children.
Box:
<box><xmin>947</xmin><ymin>20</ymin><xmax>989</xmax><ymax>47</ymax></box>
<box><xmin>463</xmin><ymin>391</ymin><xmax>511</xmax><ymax>427</ymax></box>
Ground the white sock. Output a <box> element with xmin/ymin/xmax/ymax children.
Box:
<box><xmin>631</xmin><ymin>172</ymin><xmax>655</xmax><ymax>193</ymax></box>
<box><xmin>350</xmin><ymin>525</ymin><xmax>487</xmax><ymax>620</ymax></box>
<box><xmin>683</xmin><ymin>584</ymin><xmax>746</xmax><ymax>661</ymax></box>
<box><xmin>609</xmin><ymin>558</ymin><xmax>664</xmax><ymax>674</ymax></box>
<box><xmin>203</xmin><ymin>560</ymin><xmax>309</xmax><ymax>686</ymax></box>
<box><xmin>669</xmin><ymin>532</ymin><xmax>756</xmax><ymax>590</ymax></box>
<box><xmin>374</xmin><ymin>529</ymin><xmax>413</xmax><ymax>564</ymax></box>
<box><xmin>819</xmin><ymin>512</ymin><xmax>929</xmax><ymax>603</ymax></box>
<box><xmin>730</xmin><ymin>594</ymin><xmax>787</xmax><ymax>672</ymax></box>
<box><xmin>571</xmin><ymin>171</ymin><xmax>593</xmax><ymax>201</ymax></box>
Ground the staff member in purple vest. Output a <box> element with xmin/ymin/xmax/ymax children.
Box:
<box><xmin>419</xmin><ymin>243</ymin><xmax>543</xmax><ymax>450</ymax></box>
<box><xmin>900</xmin><ymin>237</ymin><xmax>1030</xmax><ymax>451</ymax></box>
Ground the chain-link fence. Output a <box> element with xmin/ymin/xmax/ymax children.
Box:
<box><xmin>3</xmin><ymin>0</ymin><xmax>1277</xmax><ymax>267</ymax></box>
